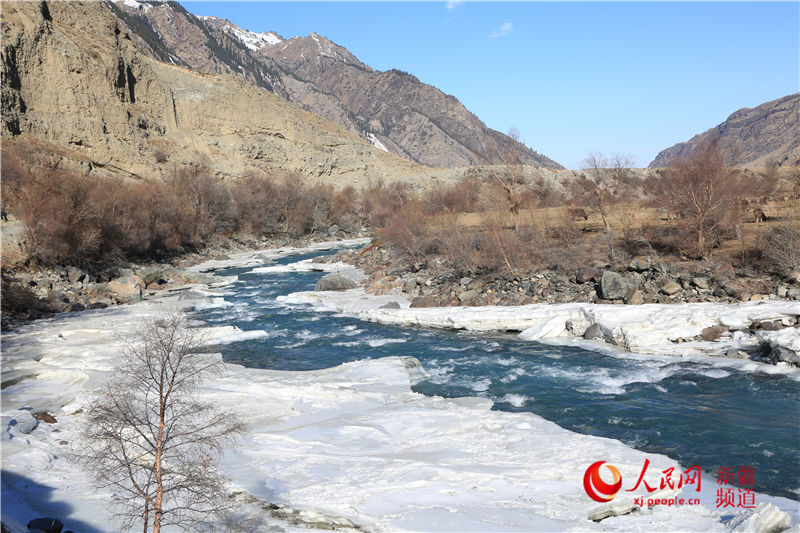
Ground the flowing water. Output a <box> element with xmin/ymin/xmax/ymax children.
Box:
<box><xmin>196</xmin><ymin>248</ymin><xmax>800</xmax><ymax>501</ymax></box>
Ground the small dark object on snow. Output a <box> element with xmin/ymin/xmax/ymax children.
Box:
<box><xmin>27</xmin><ymin>517</ymin><xmax>63</xmax><ymax>533</ymax></box>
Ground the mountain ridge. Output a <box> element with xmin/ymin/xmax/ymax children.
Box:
<box><xmin>109</xmin><ymin>0</ymin><xmax>563</xmax><ymax>169</ymax></box>
<box><xmin>649</xmin><ymin>93</ymin><xmax>800</xmax><ymax>168</ymax></box>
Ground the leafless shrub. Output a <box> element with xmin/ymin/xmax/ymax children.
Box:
<box><xmin>425</xmin><ymin>175</ymin><xmax>482</xmax><ymax>214</ymax></box>
<box><xmin>229</xmin><ymin>171</ymin><xmax>282</xmax><ymax>236</ymax></box>
<box><xmin>762</xmin><ymin>220</ymin><xmax>800</xmax><ymax>282</ymax></box>
<box><xmin>530</xmin><ymin>176</ymin><xmax>565</xmax><ymax>207</ymax></box>
<box><xmin>166</xmin><ymin>165</ymin><xmax>234</xmax><ymax>241</ymax></box>
<box><xmin>377</xmin><ymin>204</ymin><xmax>431</xmax><ymax>268</ymax></box>
<box><xmin>615</xmin><ymin>201</ymin><xmax>639</xmax><ymax>241</ymax></box>
<box><xmin>474</xmin><ymin>213</ymin><xmax>537</xmax><ymax>273</ymax></box>
<box><xmin>328</xmin><ymin>185</ymin><xmax>361</xmax><ymax>231</ymax></box>
<box><xmin>1</xmin><ymin>276</ymin><xmax>45</xmax><ymax>315</ymax></box>
<box><xmin>362</xmin><ymin>179</ymin><xmax>412</xmax><ymax>228</ymax></box>
<box><xmin>433</xmin><ymin>214</ymin><xmax>478</xmax><ymax>276</ymax></box>
<box><xmin>74</xmin><ymin>313</ymin><xmax>246</xmax><ymax>532</ymax></box>
<box><xmin>545</xmin><ymin>210</ymin><xmax>581</xmax><ymax>245</ymax></box>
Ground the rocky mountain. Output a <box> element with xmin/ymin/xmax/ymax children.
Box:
<box><xmin>1</xmin><ymin>0</ymin><xmax>430</xmax><ymax>184</ymax></box>
<box><xmin>108</xmin><ymin>0</ymin><xmax>562</xmax><ymax>169</ymax></box>
<box><xmin>650</xmin><ymin>93</ymin><xmax>800</xmax><ymax>168</ymax></box>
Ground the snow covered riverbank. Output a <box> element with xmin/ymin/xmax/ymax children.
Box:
<box><xmin>282</xmin><ymin>278</ymin><xmax>800</xmax><ymax>370</ymax></box>
<box><xmin>2</xmin><ymin>243</ymin><xmax>798</xmax><ymax>532</ymax></box>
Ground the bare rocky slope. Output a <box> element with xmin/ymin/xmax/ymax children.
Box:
<box><xmin>108</xmin><ymin>0</ymin><xmax>562</xmax><ymax>169</ymax></box>
<box><xmin>1</xmin><ymin>0</ymin><xmax>434</xmax><ymax>184</ymax></box>
<box><xmin>650</xmin><ymin>93</ymin><xmax>800</xmax><ymax>168</ymax></box>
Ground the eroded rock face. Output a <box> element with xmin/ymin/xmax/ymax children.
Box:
<box><xmin>1</xmin><ymin>1</ymin><xmax>429</xmax><ymax>184</ymax></box>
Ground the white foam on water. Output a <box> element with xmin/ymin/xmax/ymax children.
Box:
<box><xmin>296</xmin><ymin>329</ymin><xmax>322</xmax><ymax>341</ymax></box>
<box><xmin>500</xmin><ymin>393</ymin><xmax>528</xmax><ymax>408</ymax></box>
<box><xmin>499</xmin><ymin>367</ymin><xmax>526</xmax><ymax>384</ymax></box>
<box><xmin>469</xmin><ymin>377</ymin><xmax>492</xmax><ymax>392</ymax></box>
<box><xmin>433</xmin><ymin>345</ymin><xmax>471</xmax><ymax>352</ymax></box>
<box><xmin>212</xmin><ymin>329</ymin><xmax>270</xmax><ymax>344</ymax></box>
<box><xmin>367</xmin><ymin>337</ymin><xmax>407</xmax><ymax>347</ymax></box>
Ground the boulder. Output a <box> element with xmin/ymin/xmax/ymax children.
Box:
<box><xmin>575</xmin><ymin>267</ymin><xmax>597</xmax><ymax>284</ymax></box>
<box><xmin>34</xmin><ymin>412</ymin><xmax>57</xmax><ymax>424</ymax></box>
<box><xmin>583</xmin><ymin>324</ymin><xmax>604</xmax><ymax>341</ymax></box>
<box><xmin>46</xmin><ymin>290</ymin><xmax>68</xmax><ymax>304</ymax></box>
<box><xmin>314</xmin><ymin>273</ymin><xmax>358</xmax><ymax>292</ymax></box>
<box><xmin>457</xmin><ymin>290</ymin><xmax>479</xmax><ymax>303</ymax></box>
<box><xmin>692</xmin><ymin>276</ymin><xmax>711</xmax><ymax>290</ymax></box>
<box><xmin>136</xmin><ymin>268</ymin><xmax>163</xmax><ymax>286</ymax></box>
<box><xmin>410</xmin><ymin>295</ymin><xmax>440</xmax><ymax>308</ymax></box>
<box><xmin>379</xmin><ymin>301</ymin><xmax>401</xmax><ymax>309</ymax></box>
<box><xmin>599</xmin><ymin>271</ymin><xmax>631</xmax><ymax>300</ymax></box>
<box><xmin>624</xmin><ymin>289</ymin><xmax>644</xmax><ymax>305</ymax></box>
<box><xmin>723</xmin><ymin>282</ymin><xmax>743</xmax><ymax>299</ymax></box>
<box><xmin>107</xmin><ymin>275</ymin><xmax>145</xmax><ymax>304</ymax></box>
<box><xmin>701</xmin><ymin>325</ymin><xmax>728</xmax><ymax>342</ymax></box>
<box><xmin>403</xmin><ymin>279</ymin><xmax>417</xmax><ymax>293</ymax></box>
<box><xmin>66</xmin><ymin>266</ymin><xmax>85</xmax><ymax>283</ymax></box>
<box><xmin>116</xmin><ymin>267</ymin><xmax>135</xmax><ymax>278</ymax></box>
<box><xmin>750</xmin><ymin>320</ymin><xmax>780</xmax><ymax>332</ymax></box>
<box><xmin>628</xmin><ymin>256</ymin><xmax>651</xmax><ymax>272</ymax></box>
<box><xmin>660</xmin><ymin>280</ymin><xmax>682</xmax><ymax>296</ymax></box>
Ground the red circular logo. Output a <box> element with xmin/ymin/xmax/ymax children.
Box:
<box><xmin>583</xmin><ymin>461</ymin><xmax>622</xmax><ymax>502</ymax></box>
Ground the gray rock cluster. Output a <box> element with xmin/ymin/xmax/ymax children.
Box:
<box><xmin>328</xmin><ymin>247</ymin><xmax>800</xmax><ymax>310</ymax></box>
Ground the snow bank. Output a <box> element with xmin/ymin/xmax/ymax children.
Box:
<box><xmin>283</xmin><ymin>285</ymin><xmax>800</xmax><ymax>369</ymax></box>
<box><xmin>4</xmin><ymin>294</ymin><xmax>795</xmax><ymax>532</ymax></box>
<box><xmin>187</xmin><ymin>238</ymin><xmax>370</xmax><ymax>273</ymax></box>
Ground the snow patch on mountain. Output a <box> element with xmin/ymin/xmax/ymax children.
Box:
<box><xmin>368</xmin><ymin>133</ymin><xmax>389</xmax><ymax>152</ymax></box>
<box><xmin>222</xmin><ymin>23</ymin><xmax>283</xmax><ymax>51</ymax></box>
<box><xmin>122</xmin><ymin>0</ymin><xmax>152</xmax><ymax>12</ymax></box>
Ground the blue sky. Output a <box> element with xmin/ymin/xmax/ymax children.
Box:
<box><xmin>182</xmin><ymin>1</ymin><xmax>799</xmax><ymax>169</ymax></box>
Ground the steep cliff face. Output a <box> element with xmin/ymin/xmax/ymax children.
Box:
<box><xmin>1</xmin><ymin>1</ymin><xmax>428</xmax><ymax>183</ymax></box>
<box><xmin>650</xmin><ymin>93</ymin><xmax>800</xmax><ymax>168</ymax></box>
<box><xmin>109</xmin><ymin>1</ymin><xmax>563</xmax><ymax>169</ymax></box>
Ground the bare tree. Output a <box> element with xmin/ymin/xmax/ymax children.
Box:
<box><xmin>579</xmin><ymin>152</ymin><xmax>634</xmax><ymax>232</ymax></box>
<box><xmin>75</xmin><ymin>313</ymin><xmax>246</xmax><ymax>532</ymax></box>
<box><xmin>653</xmin><ymin>139</ymin><xmax>747</xmax><ymax>258</ymax></box>
<box><xmin>483</xmin><ymin>128</ymin><xmax>533</xmax><ymax>231</ymax></box>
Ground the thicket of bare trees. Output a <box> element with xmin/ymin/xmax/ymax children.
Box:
<box><xmin>3</xmin><ymin>138</ymin><xmax>792</xmax><ymax>281</ymax></box>
<box><xmin>375</xmin><ymin>141</ymin><xmax>791</xmax><ymax>279</ymax></box>
<box><xmin>649</xmin><ymin>139</ymin><xmax>777</xmax><ymax>259</ymax></box>
<box><xmin>1</xmin><ymin>144</ymin><xmax>366</xmax><ymax>267</ymax></box>
<box><xmin>75</xmin><ymin>313</ymin><xmax>246</xmax><ymax>532</ymax></box>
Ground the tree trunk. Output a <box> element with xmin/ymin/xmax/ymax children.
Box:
<box><xmin>153</xmin><ymin>411</ymin><xmax>166</xmax><ymax>533</ymax></box>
